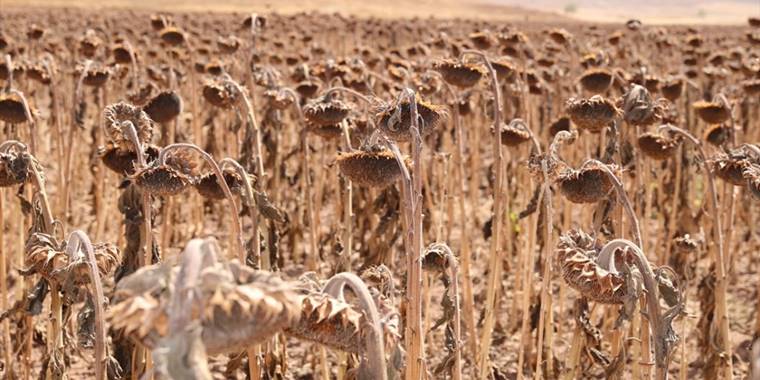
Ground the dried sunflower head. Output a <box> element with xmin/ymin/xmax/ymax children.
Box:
<box><xmin>0</xmin><ymin>92</ymin><xmax>32</xmax><ymax>124</ymax></box>
<box><xmin>303</xmin><ymin>96</ymin><xmax>352</xmax><ymax>126</ymax></box>
<box><xmin>77</xmin><ymin>62</ymin><xmax>111</xmax><ymax>88</ymax></box>
<box><xmin>53</xmin><ymin>242</ymin><xmax>121</xmax><ymax>286</ymax></box>
<box><xmin>159</xmin><ymin>26</ymin><xmax>186</xmax><ymax>47</ymax></box>
<box><xmin>712</xmin><ymin>149</ymin><xmax>751</xmax><ymax>186</ymax></box>
<box><xmin>469</xmin><ymin>31</ymin><xmax>494</xmax><ymax>50</ymax></box>
<box><xmin>376</xmin><ymin>95</ymin><xmax>447</xmax><ymax>142</ymax></box>
<box><xmin>306</xmin><ymin>121</ymin><xmax>345</xmax><ymax>140</ymax></box>
<box><xmin>217</xmin><ymin>35</ymin><xmax>241</xmax><ymax>54</ymax></box>
<box><xmin>195</xmin><ymin>168</ymin><xmax>250</xmax><ymax>200</ymax></box>
<box><xmin>0</xmin><ymin>60</ymin><xmax>25</xmax><ymax>81</ymax></box>
<box><xmin>262</xmin><ymin>88</ymin><xmax>295</xmax><ymax>110</ymax></box>
<box><xmin>620</xmin><ymin>84</ymin><xmax>664</xmax><ymax>127</ymax></box>
<box><xmin>741</xmin><ymin>79</ymin><xmax>760</xmax><ymax>95</ymax></box>
<box><xmin>421</xmin><ymin>243</ymin><xmax>456</xmax><ymax>274</ymax></box>
<box><xmin>432</xmin><ymin>59</ymin><xmax>485</xmax><ymax>88</ymax></box>
<box><xmin>488</xmin><ymin>57</ymin><xmax>516</xmax><ymax>82</ymax></box>
<box><xmin>555</xmin><ymin>229</ymin><xmax>634</xmax><ymax>304</ymax></box>
<box><xmin>285</xmin><ymin>293</ymin><xmax>364</xmax><ymax>354</ymax></box>
<box><xmin>494</xmin><ymin>119</ymin><xmax>531</xmax><ymax>147</ymax></box>
<box><xmin>199</xmin><ymin>267</ymin><xmax>301</xmax><ymax>354</ymax></box>
<box><xmin>127</xmin><ymin>82</ymin><xmax>157</xmax><ymax>107</ymax></box>
<box><xmin>26</xmin><ymin>62</ymin><xmax>53</xmax><ymax>85</ymax></box>
<box><xmin>100</xmin><ymin>144</ymin><xmax>160</xmax><ymax>176</ymax></box>
<box><xmin>109</xmin><ymin>258</ymin><xmax>301</xmax><ymax>355</ymax></box>
<box><xmin>201</xmin><ymin>78</ymin><xmax>239</xmax><ymax>109</ymax></box>
<box><xmin>0</xmin><ymin>33</ymin><xmax>10</xmax><ymax>51</ymax></box>
<box><xmin>111</xmin><ymin>43</ymin><xmax>134</xmax><ymax>64</ymax></box>
<box><xmin>608</xmin><ymin>31</ymin><xmax>623</xmax><ymax>45</ymax></box>
<box><xmin>204</xmin><ymin>60</ymin><xmax>226</xmax><ymax>76</ymax></box>
<box><xmin>528</xmin><ymin>151</ymin><xmax>569</xmax><ymax>182</ymax></box>
<box><xmin>637</xmin><ymin>130</ymin><xmax>679</xmax><ymax>160</ymax></box>
<box><xmin>580</xmin><ymin>51</ymin><xmax>606</xmax><ymax>69</ymax></box>
<box><xmin>103</xmin><ymin>102</ymin><xmax>154</xmax><ymax>150</ymax></box>
<box><xmin>135</xmin><ymin>165</ymin><xmax>192</xmax><ymax>196</ymax></box>
<box><xmin>549</xmin><ymin>116</ymin><xmax>572</xmax><ymax>137</ymax></box>
<box><xmin>295</xmin><ymin>80</ymin><xmax>320</xmax><ymax>99</ymax></box>
<box><xmin>673</xmin><ymin>234</ymin><xmax>699</xmax><ymax>254</ymax></box>
<box><xmin>133</xmin><ymin>156</ymin><xmax>194</xmax><ymax>196</ymax></box>
<box><xmin>22</xmin><ymin>232</ymin><xmax>67</xmax><ymax>281</ymax></box>
<box><xmin>337</xmin><ymin>145</ymin><xmax>409</xmax><ymax>188</ymax></box>
<box><xmin>413</xmin><ymin>71</ymin><xmax>443</xmax><ymax>96</ymax></box>
<box><xmin>498</xmin><ymin>30</ymin><xmax>528</xmax><ymax>46</ymax></box>
<box><xmin>642</xmin><ymin>75</ymin><xmax>661</xmax><ymax>94</ymax></box>
<box><xmin>548</xmin><ymin>28</ymin><xmax>573</xmax><ymax>45</ymax></box>
<box><xmin>693</xmin><ymin>99</ymin><xmax>731</xmax><ymax>124</ymax></box>
<box><xmin>743</xmin><ymin>163</ymin><xmax>760</xmax><ymax>200</ymax></box>
<box><xmin>108</xmin><ymin>264</ymin><xmax>184</xmax><ymax>346</ymax></box>
<box><xmin>703</xmin><ymin>124</ymin><xmax>732</xmax><ymax>147</ymax></box>
<box><xmin>557</xmin><ymin>161</ymin><xmax>616</xmax><ymax>204</ymax></box>
<box><xmin>661</xmin><ymin>77</ymin><xmax>684</xmax><ymax>102</ymax></box>
<box><xmin>79</xmin><ymin>29</ymin><xmax>102</xmax><ymax>58</ymax></box>
<box><xmin>578</xmin><ymin>68</ymin><xmax>613</xmax><ymax>94</ymax></box>
<box><xmin>143</xmin><ymin>90</ymin><xmax>182</xmax><ymax>124</ymax></box>
<box><xmin>566</xmin><ymin>95</ymin><xmax>620</xmax><ymax>133</ymax></box>
<box><xmin>0</xmin><ymin>148</ymin><xmax>32</xmax><ymax>187</ymax></box>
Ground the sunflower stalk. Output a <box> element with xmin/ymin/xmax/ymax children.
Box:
<box><xmin>598</xmin><ymin>239</ymin><xmax>681</xmax><ymax>380</ymax></box>
<box><xmin>225</xmin><ymin>75</ymin><xmax>266</xmax><ymax>271</ymax></box>
<box><xmin>441</xmin><ymin>82</ymin><xmax>478</xmax><ymax>362</ymax></box>
<box><xmin>536</xmin><ymin>128</ymin><xmax>558</xmax><ymax>380</ymax></box>
<box><xmin>63</xmin><ymin>59</ymin><xmax>92</xmax><ymax>219</ymax></box>
<box><xmin>341</xmin><ymin>120</ymin><xmax>353</xmax><ymax>269</ymax></box>
<box><xmin>119</xmin><ymin>121</ymin><xmax>152</xmax><ymax>268</ymax></box>
<box><xmin>322</xmin><ymin>272</ymin><xmax>387</xmax><ymax>380</ymax></box>
<box><xmin>382</xmin><ymin>87</ymin><xmax>424</xmax><ymax>380</ymax></box>
<box><xmin>0</xmin><ymin>141</ymin><xmax>54</xmax><ymax>234</ymax></box>
<box><xmin>423</xmin><ymin>242</ymin><xmax>463</xmax><ymax>380</ymax></box>
<box><xmin>658</xmin><ymin>124</ymin><xmax>732</xmax><ymax>379</ymax></box>
<box><xmin>582</xmin><ymin>159</ymin><xmax>642</xmax><ymax>248</ymax></box>
<box><xmin>457</xmin><ymin>49</ymin><xmax>504</xmax><ymax>379</ymax></box>
<box><xmin>156</xmin><ymin>238</ymin><xmax>215</xmax><ymax>380</ymax></box>
<box><xmin>219</xmin><ymin>158</ymin><xmax>257</xmax><ymax>265</ymax></box>
<box><xmin>279</xmin><ymin>88</ymin><xmax>319</xmax><ymax>270</ymax></box>
<box><xmin>163</xmin><ymin>143</ymin><xmax>255</xmax><ymax>378</ymax></box>
<box><xmin>157</xmin><ymin>143</ymin><xmax>245</xmax><ymax>261</ymax></box>
<box><xmin>65</xmin><ymin>230</ymin><xmax>107</xmax><ymax>380</ymax></box>
<box><xmin>322</xmin><ymin>86</ymin><xmax>374</xmax><ymax>105</ymax></box>
<box><xmin>0</xmin><ymin>190</ymin><xmax>10</xmax><ymax>378</ymax></box>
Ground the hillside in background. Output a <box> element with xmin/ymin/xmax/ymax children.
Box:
<box><xmin>492</xmin><ymin>0</ymin><xmax>758</xmax><ymax>24</ymax></box>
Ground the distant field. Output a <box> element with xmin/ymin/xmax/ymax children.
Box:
<box><xmin>4</xmin><ymin>0</ymin><xmax>757</xmax><ymax>24</ymax></box>
<box><xmin>489</xmin><ymin>0</ymin><xmax>758</xmax><ymax>24</ymax></box>
<box><xmin>1</xmin><ymin>0</ymin><xmax>570</xmax><ymax>22</ymax></box>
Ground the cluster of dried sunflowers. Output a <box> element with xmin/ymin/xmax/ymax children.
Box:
<box><xmin>1</xmin><ymin>6</ymin><xmax>760</xmax><ymax>380</ymax></box>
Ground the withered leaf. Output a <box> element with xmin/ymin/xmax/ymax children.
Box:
<box><xmin>255</xmin><ymin>190</ymin><xmax>287</xmax><ymax>223</ymax></box>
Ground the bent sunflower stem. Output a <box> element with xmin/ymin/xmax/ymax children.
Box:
<box><xmin>323</xmin><ymin>272</ymin><xmax>387</xmax><ymax>380</ymax></box>
<box><xmin>158</xmin><ymin>144</ymin><xmax>245</xmax><ymax>262</ymax></box>
<box><xmin>460</xmin><ymin>49</ymin><xmax>505</xmax><ymax>379</ymax></box>
<box><xmin>658</xmin><ymin>124</ymin><xmax>732</xmax><ymax>379</ymax></box>
<box><xmin>65</xmin><ymin>230</ymin><xmax>107</xmax><ymax>380</ymax></box>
